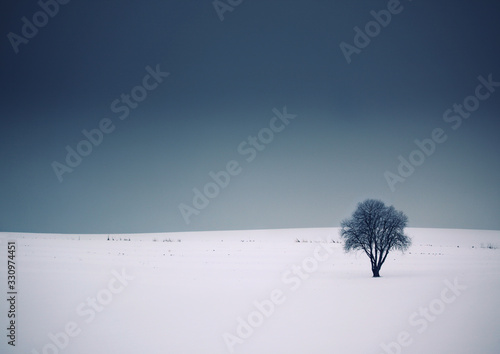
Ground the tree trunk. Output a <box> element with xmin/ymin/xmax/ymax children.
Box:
<box><xmin>372</xmin><ymin>266</ymin><xmax>380</xmax><ymax>277</ymax></box>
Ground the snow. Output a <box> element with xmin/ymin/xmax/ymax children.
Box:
<box><xmin>1</xmin><ymin>227</ymin><xmax>499</xmax><ymax>354</ymax></box>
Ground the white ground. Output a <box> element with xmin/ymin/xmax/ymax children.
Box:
<box><xmin>1</xmin><ymin>227</ymin><xmax>499</xmax><ymax>354</ymax></box>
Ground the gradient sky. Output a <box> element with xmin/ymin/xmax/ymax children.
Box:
<box><xmin>1</xmin><ymin>0</ymin><xmax>499</xmax><ymax>234</ymax></box>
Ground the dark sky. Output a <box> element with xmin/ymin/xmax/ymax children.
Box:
<box><xmin>1</xmin><ymin>0</ymin><xmax>499</xmax><ymax>234</ymax></box>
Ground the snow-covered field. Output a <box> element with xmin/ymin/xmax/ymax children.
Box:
<box><xmin>1</xmin><ymin>227</ymin><xmax>499</xmax><ymax>354</ymax></box>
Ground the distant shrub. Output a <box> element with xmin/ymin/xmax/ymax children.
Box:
<box><xmin>481</xmin><ymin>243</ymin><xmax>498</xmax><ymax>249</ymax></box>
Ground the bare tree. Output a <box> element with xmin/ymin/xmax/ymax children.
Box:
<box><xmin>340</xmin><ymin>199</ymin><xmax>411</xmax><ymax>277</ymax></box>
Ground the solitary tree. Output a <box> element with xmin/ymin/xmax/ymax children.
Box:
<box><xmin>340</xmin><ymin>199</ymin><xmax>411</xmax><ymax>277</ymax></box>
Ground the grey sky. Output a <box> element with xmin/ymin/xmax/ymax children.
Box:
<box><xmin>1</xmin><ymin>0</ymin><xmax>499</xmax><ymax>233</ymax></box>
